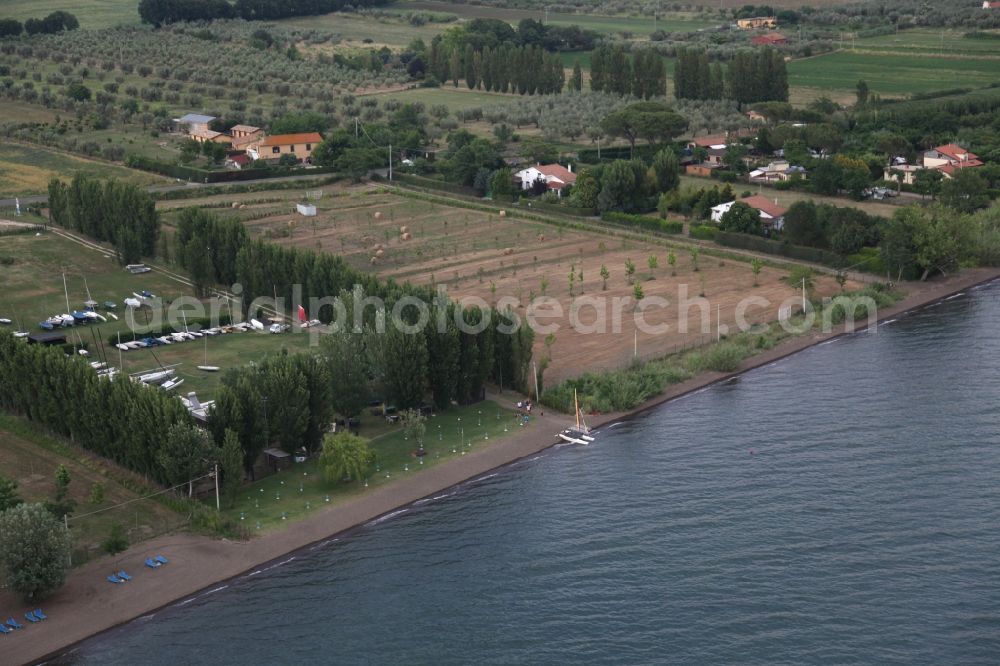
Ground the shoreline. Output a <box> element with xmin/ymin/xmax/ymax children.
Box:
<box><xmin>6</xmin><ymin>267</ymin><xmax>999</xmax><ymax>666</ymax></box>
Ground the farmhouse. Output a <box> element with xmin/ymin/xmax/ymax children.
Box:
<box><xmin>686</xmin><ymin>163</ymin><xmax>721</xmax><ymax>177</ymax></box>
<box><xmin>712</xmin><ymin>195</ymin><xmax>787</xmax><ymax>230</ymax></box>
<box><xmin>175</xmin><ymin>113</ymin><xmax>216</xmax><ymax>134</ymax></box>
<box><xmin>514</xmin><ymin>163</ymin><xmax>577</xmax><ymax>196</ymax></box>
<box><xmin>229</xmin><ymin>124</ymin><xmax>263</xmax><ymax>150</ymax></box>
<box><xmin>190</xmin><ymin>128</ymin><xmax>232</xmax><ymax>145</ymax></box>
<box><xmin>983</xmin><ymin>1</ymin><xmax>1000</xmax><ymax>8</ymax></box>
<box><xmin>922</xmin><ymin>143</ymin><xmax>983</xmax><ymax>172</ymax></box>
<box><xmin>737</xmin><ymin>16</ymin><xmax>777</xmax><ymax>30</ymax></box>
<box><xmin>686</xmin><ymin>135</ymin><xmax>727</xmax><ymax>150</ymax></box>
<box><xmin>751</xmin><ymin>33</ymin><xmax>787</xmax><ymax>46</ymax></box>
<box><xmin>883</xmin><ymin>164</ymin><xmax>925</xmax><ymax>185</ymax></box>
<box><xmin>248</xmin><ymin>132</ymin><xmax>323</xmax><ymax>163</ymax></box>
<box><xmin>749</xmin><ymin>161</ymin><xmax>807</xmax><ymax>183</ymax></box>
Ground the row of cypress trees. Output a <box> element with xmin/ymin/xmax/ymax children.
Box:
<box><xmin>425</xmin><ymin>42</ymin><xmax>565</xmax><ymax>95</ymax></box>
<box><xmin>47</xmin><ymin>176</ymin><xmax>159</xmax><ymax>266</ymax></box>
<box><xmin>589</xmin><ymin>46</ymin><xmax>667</xmax><ymax>100</ymax></box>
<box><xmin>0</xmin><ymin>332</ymin><xmax>191</xmax><ymax>485</ymax></box>
<box><xmin>674</xmin><ymin>47</ymin><xmax>788</xmax><ymax>104</ymax></box>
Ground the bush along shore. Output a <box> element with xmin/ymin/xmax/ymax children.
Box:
<box><xmin>542</xmin><ymin>284</ymin><xmax>902</xmax><ymax>414</ymax></box>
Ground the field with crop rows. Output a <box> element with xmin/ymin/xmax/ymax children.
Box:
<box><xmin>189</xmin><ymin>184</ymin><xmax>843</xmax><ymax>384</ymax></box>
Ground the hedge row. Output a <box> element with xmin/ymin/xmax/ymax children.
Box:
<box><xmin>125</xmin><ymin>154</ymin><xmax>336</xmax><ymax>183</ymax></box>
<box><xmin>713</xmin><ymin>231</ymin><xmax>847</xmax><ymax>268</ymax></box>
<box><xmin>153</xmin><ymin>176</ymin><xmax>341</xmax><ymax>201</ymax></box>
<box><xmin>688</xmin><ymin>224</ymin><xmax>718</xmax><ymax>240</ymax></box>
<box><xmin>602</xmin><ymin>211</ymin><xmax>683</xmax><ymax>234</ymax></box>
<box><xmin>394</xmin><ymin>173</ymin><xmax>479</xmax><ymax>197</ymax></box>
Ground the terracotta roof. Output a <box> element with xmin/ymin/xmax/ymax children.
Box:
<box><xmin>752</xmin><ymin>33</ymin><xmax>787</xmax><ymax>45</ymax></box>
<box><xmin>228</xmin><ymin>154</ymin><xmax>251</xmax><ymax>165</ymax></box>
<box><xmin>689</xmin><ymin>135</ymin><xmax>727</xmax><ymax>148</ymax></box>
<box><xmin>190</xmin><ymin>129</ymin><xmax>223</xmax><ymax>140</ymax></box>
<box><xmin>230</xmin><ymin>124</ymin><xmax>261</xmax><ymax>133</ymax></box>
<box><xmin>931</xmin><ymin>143</ymin><xmax>979</xmax><ymax>162</ymax></box>
<box><xmin>938</xmin><ymin>162</ymin><xmax>983</xmax><ymax>176</ymax></box>
<box><xmin>534</xmin><ymin>163</ymin><xmax>576</xmax><ymax>185</ymax></box>
<box><xmin>741</xmin><ymin>194</ymin><xmax>787</xmax><ymax>219</ymax></box>
<box><xmin>260</xmin><ymin>132</ymin><xmax>322</xmax><ymax>146</ymax></box>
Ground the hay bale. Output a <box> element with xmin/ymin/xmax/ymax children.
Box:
<box><xmin>374</xmin><ymin>211</ymin><xmax>382</xmax><ymax>219</ymax></box>
<box><xmin>239</xmin><ymin>204</ymin><xmax>247</xmax><ymax>209</ymax></box>
<box><xmin>499</xmin><ymin>210</ymin><xmax>506</xmax><ymax>218</ymax></box>
<box><xmin>401</xmin><ymin>232</ymin><xmax>412</xmax><ymax>241</ymax></box>
<box><xmin>231</xmin><ymin>202</ymin><xmax>239</xmax><ymax>209</ymax></box>
<box><xmin>370</xmin><ymin>256</ymin><xmax>378</xmax><ymax>264</ymax></box>
<box><xmin>503</xmin><ymin>248</ymin><xmax>514</xmax><ymax>256</ymax></box>
<box><xmin>375</xmin><ymin>249</ymin><xmax>384</xmax><ymax>258</ymax></box>
<box><xmin>399</xmin><ymin>225</ymin><xmax>409</xmax><ymax>234</ymax></box>
<box><xmin>537</xmin><ymin>234</ymin><xmax>545</xmax><ymax>242</ymax></box>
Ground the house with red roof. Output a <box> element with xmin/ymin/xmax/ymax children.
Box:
<box><xmin>922</xmin><ymin>143</ymin><xmax>983</xmax><ymax>178</ymax></box>
<box><xmin>711</xmin><ymin>195</ymin><xmax>788</xmax><ymax>230</ymax></box>
<box><xmin>983</xmin><ymin>1</ymin><xmax>1000</xmax><ymax>9</ymax></box>
<box><xmin>248</xmin><ymin>132</ymin><xmax>323</xmax><ymax>163</ymax></box>
<box><xmin>514</xmin><ymin>163</ymin><xmax>577</xmax><ymax>196</ymax></box>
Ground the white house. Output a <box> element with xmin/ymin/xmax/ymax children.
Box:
<box><xmin>749</xmin><ymin>160</ymin><xmax>807</xmax><ymax>183</ymax></box>
<box><xmin>711</xmin><ymin>195</ymin><xmax>788</xmax><ymax>231</ymax></box>
<box><xmin>514</xmin><ymin>163</ymin><xmax>576</xmax><ymax>196</ymax></box>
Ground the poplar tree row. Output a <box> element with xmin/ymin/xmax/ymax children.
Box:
<box><xmin>0</xmin><ymin>332</ymin><xmax>191</xmax><ymax>485</ymax></box>
<box><xmin>674</xmin><ymin>47</ymin><xmax>788</xmax><ymax>104</ymax></box>
<box><xmin>425</xmin><ymin>42</ymin><xmax>565</xmax><ymax>95</ymax></box>
<box><xmin>47</xmin><ymin>176</ymin><xmax>159</xmax><ymax>266</ymax></box>
<box><xmin>589</xmin><ymin>46</ymin><xmax>667</xmax><ymax>100</ymax></box>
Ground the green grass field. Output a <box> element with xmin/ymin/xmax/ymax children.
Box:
<box><xmin>1</xmin><ymin>0</ymin><xmax>141</xmax><ymax>29</ymax></box>
<box><xmin>0</xmin><ymin>412</ymin><xmax>184</xmax><ymax>564</ymax></box>
<box><xmin>0</xmin><ymin>231</ymin><xmax>307</xmax><ymax>398</ymax></box>
<box><xmin>853</xmin><ymin>28</ymin><xmax>1000</xmax><ymax>57</ymax></box>
<box><xmin>284</xmin><ymin>11</ymin><xmax>444</xmax><ymax>48</ymax></box>
<box><xmin>788</xmin><ymin>50</ymin><xmax>1000</xmax><ymax>97</ymax></box>
<box><xmin>395</xmin><ymin>1</ymin><xmax>720</xmax><ymax>36</ymax></box>
<box><xmin>221</xmin><ymin>399</ymin><xmax>531</xmax><ymax>531</ymax></box>
<box><xmin>0</xmin><ymin>142</ymin><xmax>167</xmax><ymax>198</ymax></box>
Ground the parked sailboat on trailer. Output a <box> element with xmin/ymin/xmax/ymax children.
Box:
<box><xmin>558</xmin><ymin>390</ymin><xmax>595</xmax><ymax>445</ymax></box>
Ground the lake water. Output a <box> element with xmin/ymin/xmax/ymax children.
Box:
<box><xmin>58</xmin><ymin>281</ymin><xmax>1000</xmax><ymax>665</ymax></box>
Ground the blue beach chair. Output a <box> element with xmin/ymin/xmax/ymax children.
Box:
<box><xmin>117</xmin><ymin>570</ymin><xmax>132</xmax><ymax>581</ymax></box>
<box><xmin>107</xmin><ymin>574</ymin><xmax>123</xmax><ymax>584</ymax></box>
<box><xmin>145</xmin><ymin>558</ymin><xmax>161</xmax><ymax>569</ymax></box>
<box><xmin>6</xmin><ymin>617</ymin><xmax>23</xmax><ymax>629</ymax></box>
<box><xmin>24</xmin><ymin>611</ymin><xmax>39</xmax><ymax>623</ymax></box>
<box><xmin>33</xmin><ymin>609</ymin><xmax>47</xmax><ymax>620</ymax></box>
<box><xmin>155</xmin><ymin>555</ymin><xmax>169</xmax><ymax>565</ymax></box>
<box><xmin>0</xmin><ymin>623</ymin><xmax>10</xmax><ymax>634</ymax></box>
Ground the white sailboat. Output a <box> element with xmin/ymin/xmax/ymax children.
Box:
<box><xmin>558</xmin><ymin>390</ymin><xmax>595</xmax><ymax>445</ymax></box>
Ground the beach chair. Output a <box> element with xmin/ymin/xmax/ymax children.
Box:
<box><xmin>33</xmin><ymin>609</ymin><xmax>47</xmax><ymax>621</ymax></box>
<box><xmin>145</xmin><ymin>558</ymin><xmax>161</xmax><ymax>569</ymax></box>
<box><xmin>155</xmin><ymin>555</ymin><xmax>169</xmax><ymax>565</ymax></box>
<box><xmin>24</xmin><ymin>611</ymin><xmax>39</xmax><ymax>623</ymax></box>
<box><xmin>117</xmin><ymin>570</ymin><xmax>132</xmax><ymax>581</ymax></box>
<box><xmin>6</xmin><ymin>618</ymin><xmax>23</xmax><ymax>629</ymax></box>
<box><xmin>0</xmin><ymin>623</ymin><xmax>10</xmax><ymax>634</ymax></box>
<box><xmin>107</xmin><ymin>574</ymin><xmax>123</xmax><ymax>584</ymax></box>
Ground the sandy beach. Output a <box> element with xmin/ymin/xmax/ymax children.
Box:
<box><xmin>3</xmin><ymin>267</ymin><xmax>998</xmax><ymax>666</ymax></box>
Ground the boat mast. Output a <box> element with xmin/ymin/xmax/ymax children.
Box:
<box><xmin>62</xmin><ymin>271</ymin><xmax>71</xmax><ymax>313</ymax></box>
<box><xmin>574</xmin><ymin>389</ymin><xmax>580</xmax><ymax>429</ymax></box>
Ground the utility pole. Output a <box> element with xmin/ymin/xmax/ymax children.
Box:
<box><xmin>388</xmin><ymin>143</ymin><xmax>392</xmax><ymax>181</ymax></box>
<box><xmin>801</xmin><ymin>277</ymin><xmax>807</xmax><ymax>313</ymax></box>
<box><xmin>354</xmin><ymin>118</ymin><xmax>359</xmax><ymax>139</ymax></box>
<box><xmin>533</xmin><ymin>361</ymin><xmax>540</xmax><ymax>401</ymax></box>
<box><xmin>213</xmin><ymin>463</ymin><xmax>220</xmax><ymax>511</ymax></box>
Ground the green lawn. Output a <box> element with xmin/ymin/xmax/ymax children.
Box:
<box><xmin>282</xmin><ymin>12</ymin><xmax>445</xmax><ymax>48</ymax></box>
<box><xmin>220</xmin><ymin>400</ymin><xmax>531</xmax><ymax>531</ymax></box>
<box><xmin>395</xmin><ymin>1</ymin><xmax>720</xmax><ymax>36</ymax></box>
<box><xmin>1</xmin><ymin>0</ymin><xmax>141</xmax><ymax>29</ymax></box>
<box><xmin>0</xmin><ymin>231</ymin><xmax>307</xmax><ymax>398</ymax></box>
<box><xmin>788</xmin><ymin>51</ymin><xmax>1000</xmax><ymax>96</ymax></box>
<box><xmin>853</xmin><ymin>28</ymin><xmax>1000</xmax><ymax>57</ymax></box>
<box><xmin>0</xmin><ymin>141</ymin><xmax>168</xmax><ymax>198</ymax></box>
<box><xmin>0</xmin><ymin>413</ymin><xmax>184</xmax><ymax>564</ymax></box>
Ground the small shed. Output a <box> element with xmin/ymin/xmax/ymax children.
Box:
<box><xmin>296</xmin><ymin>203</ymin><xmax>317</xmax><ymax>217</ymax></box>
<box><xmin>263</xmin><ymin>447</ymin><xmax>291</xmax><ymax>473</ymax></box>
